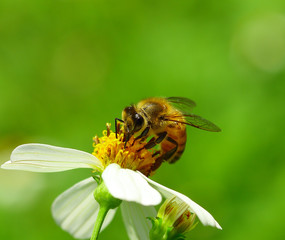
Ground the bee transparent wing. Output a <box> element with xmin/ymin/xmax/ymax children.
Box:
<box><xmin>166</xmin><ymin>97</ymin><xmax>221</xmax><ymax>132</ymax></box>
<box><xmin>167</xmin><ymin>97</ymin><xmax>196</xmax><ymax>113</ymax></box>
<box><xmin>183</xmin><ymin>114</ymin><xmax>221</xmax><ymax>132</ymax></box>
<box><xmin>166</xmin><ymin>113</ymin><xmax>221</xmax><ymax>132</ymax></box>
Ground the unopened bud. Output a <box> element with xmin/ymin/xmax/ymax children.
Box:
<box><xmin>149</xmin><ymin>196</ymin><xmax>197</xmax><ymax>240</ymax></box>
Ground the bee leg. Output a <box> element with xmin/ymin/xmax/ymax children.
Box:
<box><xmin>151</xmin><ymin>137</ymin><xmax>178</xmax><ymax>172</ymax></box>
<box><xmin>152</xmin><ymin>150</ymin><xmax>161</xmax><ymax>157</ymax></box>
<box><xmin>151</xmin><ymin>155</ymin><xmax>164</xmax><ymax>172</ymax></box>
<box><xmin>132</xmin><ymin>127</ymin><xmax>150</xmax><ymax>146</ymax></box>
<box><xmin>115</xmin><ymin>118</ymin><xmax>124</xmax><ymax>138</ymax></box>
<box><xmin>162</xmin><ymin>137</ymin><xmax>178</xmax><ymax>161</ymax></box>
<box><xmin>137</xmin><ymin>137</ymin><xmax>155</xmax><ymax>152</ymax></box>
<box><xmin>155</xmin><ymin>132</ymin><xmax>168</xmax><ymax>144</ymax></box>
<box><xmin>137</xmin><ymin>132</ymin><xmax>167</xmax><ymax>151</ymax></box>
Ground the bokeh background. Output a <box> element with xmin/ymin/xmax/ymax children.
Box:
<box><xmin>1</xmin><ymin>0</ymin><xmax>285</xmax><ymax>240</ymax></box>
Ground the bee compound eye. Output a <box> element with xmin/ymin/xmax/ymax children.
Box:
<box><xmin>134</xmin><ymin>114</ymin><xmax>144</xmax><ymax>132</ymax></box>
<box><xmin>124</xmin><ymin>106</ymin><xmax>136</xmax><ymax>115</ymax></box>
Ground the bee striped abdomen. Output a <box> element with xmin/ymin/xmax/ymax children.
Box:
<box><xmin>161</xmin><ymin>122</ymin><xmax>187</xmax><ymax>163</ymax></box>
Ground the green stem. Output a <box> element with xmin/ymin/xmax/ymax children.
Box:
<box><xmin>90</xmin><ymin>206</ymin><xmax>109</xmax><ymax>240</ymax></box>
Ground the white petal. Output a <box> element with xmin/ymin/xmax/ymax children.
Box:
<box><xmin>52</xmin><ymin>177</ymin><xmax>117</xmax><ymax>239</ymax></box>
<box><xmin>1</xmin><ymin>144</ymin><xmax>103</xmax><ymax>172</ymax></box>
<box><xmin>138</xmin><ymin>172</ymin><xmax>222</xmax><ymax>230</ymax></box>
<box><xmin>121</xmin><ymin>201</ymin><xmax>156</xmax><ymax>240</ymax></box>
<box><xmin>102</xmin><ymin>164</ymin><xmax>162</xmax><ymax>206</ymax></box>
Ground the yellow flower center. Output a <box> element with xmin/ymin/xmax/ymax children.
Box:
<box><xmin>92</xmin><ymin>124</ymin><xmax>160</xmax><ymax>176</ymax></box>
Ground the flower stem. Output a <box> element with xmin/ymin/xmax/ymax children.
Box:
<box><xmin>90</xmin><ymin>206</ymin><xmax>109</xmax><ymax>240</ymax></box>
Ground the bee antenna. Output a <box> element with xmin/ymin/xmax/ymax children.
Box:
<box><xmin>115</xmin><ymin>118</ymin><xmax>124</xmax><ymax>138</ymax></box>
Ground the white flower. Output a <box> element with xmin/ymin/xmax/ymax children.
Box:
<box><xmin>1</xmin><ymin>143</ymin><xmax>221</xmax><ymax>240</ymax></box>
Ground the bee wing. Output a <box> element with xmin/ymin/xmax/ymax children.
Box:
<box><xmin>167</xmin><ymin>97</ymin><xmax>197</xmax><ymax>113</ymax></box>
<box><xmin>182</xmin><ymin>113</ymin><xmax>221</xmax><ymax>132</ymax></box>
<box><xmin>166</xmin><ymin>97</ymin><xmax>221</xmax><ymax>132</ymax></box>
<box><xmin>166</xmin><ymin>113</ymin><xmax>221</xmax><ymax>132</ymax></box>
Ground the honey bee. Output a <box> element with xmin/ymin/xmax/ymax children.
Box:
<box><xmin>116</xmin><ymin>97</ymin><xmax>221</xmax><ymax>169</ymax></box>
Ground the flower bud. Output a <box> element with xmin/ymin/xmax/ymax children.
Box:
<box><xmin>149</xmin><ymin>196</ymin><xmax>197</xmax><ymax>240</ymax></box>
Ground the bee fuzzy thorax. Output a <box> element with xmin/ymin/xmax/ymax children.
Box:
<box><xmin>92</xmin><ymin>124</ymin><xmax>160</xmax><ymax>176</ymax></box>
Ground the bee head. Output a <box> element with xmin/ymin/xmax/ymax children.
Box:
<box><xmin>122</xmin><ymin>105</ymin><xmax>144</xmax><ymax>142</ymax></box>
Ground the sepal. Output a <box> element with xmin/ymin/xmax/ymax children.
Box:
<box><xmin>94</xmin><ymin>181</ymin><xmax>122</xmax><ymax>209</ymax></box>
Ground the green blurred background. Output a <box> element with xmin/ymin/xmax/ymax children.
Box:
<box><xmin>1</xmin><ymin>0</ymin><xmax>285</xmax><ymax>239</ymax></box>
